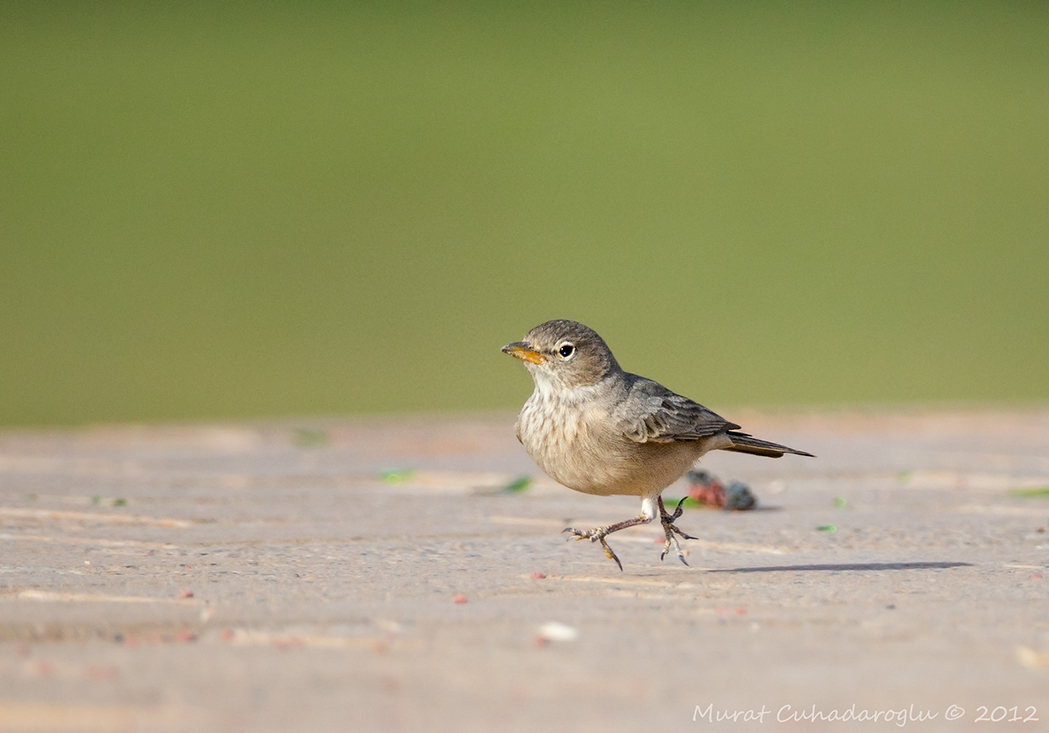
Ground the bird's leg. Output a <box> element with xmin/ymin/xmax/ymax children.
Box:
<box><xmin>563</xmin><ymin>514</ymin><xmax>652</xmax><ymax>571</ymax></box>
<box><xmin>657</xmin><ymin>496</ymin><xmax>697</xmax><ymax>566</ymax></box>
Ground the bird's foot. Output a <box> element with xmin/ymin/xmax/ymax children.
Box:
<box><xmin>562</xmin><ymin>513</ymin><xmax>652</xmax><ymax>571</ymax></box>
<box><xmin>563</xmin><ymin>526</ymin><xmax>623</xmax><ymax>570</ymax></box>
<box><xmin>658</xmin><ymin>497</ymin><xmax>697</xmax><ymax>566</ymax></box>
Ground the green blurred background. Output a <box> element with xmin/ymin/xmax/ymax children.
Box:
<box><xmin>2</xmin><ymin>2</ymin><xmax>1047</xmax><ymax>427</ymax></box>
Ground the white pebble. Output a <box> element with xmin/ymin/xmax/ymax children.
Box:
<box><xmin>538</xmin><ymin>621</ymin><xmax>579</xmax><ymax>642</ymax></box>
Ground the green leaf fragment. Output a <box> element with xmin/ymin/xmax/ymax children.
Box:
<box><xmin>504</xmin><ymin>476</ymin><xmax>532</xmax><ymax>493</ymax></box>
<box><xmin>664</xmin><ymin>497</ymin><xmax>702</xmax><ymax>508</ymax></box>
<box><xmin>379</xmin><ymin>469</ymin><xmax>415</xmax><ymax>485</ymax></box>
<box><xmin>1011</xmin><ymin>486</ymin><xmax>1049</xmax><ymax>498</ymax></box>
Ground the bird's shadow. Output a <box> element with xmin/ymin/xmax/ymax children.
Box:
<box><xmin>710</xmin><ymin>561</ymin><xmax>972</xmax><ymax>574</ymax></box>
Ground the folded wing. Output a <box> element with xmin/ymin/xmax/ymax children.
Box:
<box><xmin>614</xmin><ymin>376</ymin><xmax>739</xmax><ymax>443</ymax></box>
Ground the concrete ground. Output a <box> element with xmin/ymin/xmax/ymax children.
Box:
<box><xmin>0</xmin><ymin>408</ymin><xmax>1048</xmax><ymax>732</ymax></box>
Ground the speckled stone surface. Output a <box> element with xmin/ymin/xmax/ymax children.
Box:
<box><xmin>1</xmin><ymin>409</ymin><xmax>1048</xmax><ymax>731</ymax></box>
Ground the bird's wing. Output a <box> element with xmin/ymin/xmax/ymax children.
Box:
<box><xmin>613</xmin><ymin>375</ymin><xmax>740</xmax><ymax>443</ymax></box>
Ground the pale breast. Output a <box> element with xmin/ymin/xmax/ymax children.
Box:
<box><xmin>517</xmin><ymin>389</ymin><xmax>705</xmax><ymax>497</ymax></box>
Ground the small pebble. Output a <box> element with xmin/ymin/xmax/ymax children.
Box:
<box><xmin>537</xmin><ymin>621</ymin><xmax>579</xmax><ymax>642</ymax></box>
<box><xmin>724</xmin><ymin>481</ymin><xmax>757</xmax><ymax>511</ymax></box>
<box><xmin>687</xmin><ymin>469</ymin><xmax>726</xmax><ymax>508</ymax></box>
<box><xmin>717</xmin><ymin>607</ymin><xmax>747</xmax><ymax>616</ymax></box>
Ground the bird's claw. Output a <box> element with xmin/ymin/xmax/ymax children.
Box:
<box><xmin>668</xmin><ymin>496</ymin><xmax>688</xmax><ymax>522</ymax></box>
<box><xmin>660</xmin><ymin>527</ymin><xmax>689</xmax><ymax>566</ymax></box>
<box><xmin>657</xmin><ymin>496</ymin><xmax>695</xmax><ymax>566</ymax></box>
<box><xmin>563</xmin><ymin>526</ymin><xmax>602</xmax><ymax>542</ymax></box>
<box><xmin>562</xmin><ymin>525</ymin><xmax>624</xmax><ymax>571</ymax></box>
<box><xmin>669</xmin><ymin>524</ymin><xmax>697</xmax><ymax>541</ymax></box>
<box><xmin>602</xmin><ymin>540</ymin><xmax>624</xmax><ymax>571</ymax></box>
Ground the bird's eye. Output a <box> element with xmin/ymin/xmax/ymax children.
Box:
<box><xmin>558</xmin><ymin>343</ymin><xmax>575</xmax><ymax>358</ymax></box>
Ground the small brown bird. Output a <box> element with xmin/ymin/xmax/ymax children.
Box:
<box><xmin>503</xmin><ymin>319</ymin><xmax>813</xmax><ymax>570</ymax></box>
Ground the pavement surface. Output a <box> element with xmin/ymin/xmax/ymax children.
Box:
<box><xmin>1</xmin><ymin>408</ymin><xmax>1048</xmax><ymax>732</ymax></box>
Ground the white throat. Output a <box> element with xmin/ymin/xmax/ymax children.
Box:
<box><xmin>528</xmin><ymin>368</ymin><xmax>605</xmax><ymax>406</ymax></box>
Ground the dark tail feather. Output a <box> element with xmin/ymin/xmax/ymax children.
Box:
<box><xmin>724</xmin><ymin>431</ymin><xmax>815</xmax><ymax>459</ymax></box>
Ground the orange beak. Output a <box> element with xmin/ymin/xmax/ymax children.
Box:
<box><xmin>501</xmin><ymin>342</ymin><xmax>545</xmax><ymax>365</ymax></box>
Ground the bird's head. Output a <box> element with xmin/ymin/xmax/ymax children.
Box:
<box><xmin>502</xmin><ymin>320</ymin><xmax>621</xmax><ymax>390</ymax></box>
